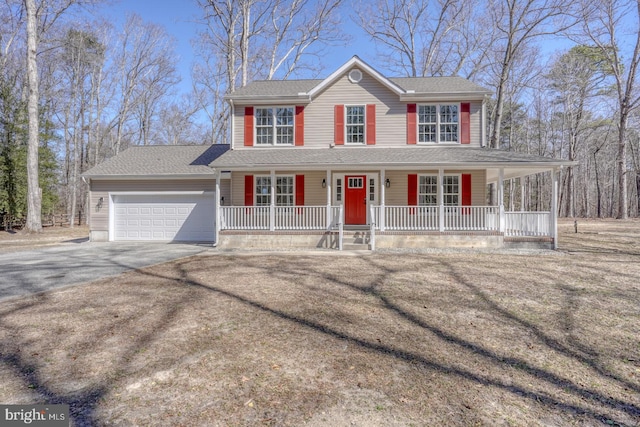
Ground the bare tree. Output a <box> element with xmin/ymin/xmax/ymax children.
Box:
<box><xmin>110</xmin><ymin>14</ymin><xmax>179</xmax><ymax>153</ymax></box>
<box><xmin>578</xmin><ymin>0</ymin><xmax>640</xmax><ymax>219</ymax></box>
<box><xmin>546</xmin><ymin>45</ymin><xmax>613</xmax><ymax>217</ymax></box>
<box><xmin>488</xmin><ymin>0</ymin><xmax>576</xmax><ymax>150</ymax></box>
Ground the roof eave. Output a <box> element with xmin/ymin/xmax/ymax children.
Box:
<box><xmin>211</xmin><ymin>160</ymin><xmax>575</xmax><ymax>171</ymax></box>
<box><xmin>399</xmin><ymin>91</ymin><xmax>492</xmax><ymax>102</ymax></box>
<box><xmin>224</xmin><ymin>94</ymin><xmax>312</xmax><ymax>105</ymax></box>
<box><xmin>82</xmin><ymin>173</ymin><xmax>217</xmax><ymax>180</ymax></box>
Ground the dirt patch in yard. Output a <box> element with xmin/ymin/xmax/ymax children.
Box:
<box><xmin>0</xmin><ymin>219</ymin><xmax>639</xmax><ymax>426</ymax></box>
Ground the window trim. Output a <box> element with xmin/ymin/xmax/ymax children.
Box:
<box><xmin>417</xmin><ymin>103</ymin><xmax>460</xmax><ymax>144</ymax></box>
<box><xmin>344</xmin><ymin>104</ymin><xmax>366</xmax><ymax>145</ymax></box>
<box><xmin>418</xmin><ymin>173</ymin><xmax>461</xmax><ymax>206</ymax></box>
<box><xmin>254</xmin><ymin>106</ymin><xmax>295</xmax><ymax>146</ymax></box>
<box><xmin>254</xmin><ymin>174</ymin><xmax>295</xmax><ymax>206</ymax></box>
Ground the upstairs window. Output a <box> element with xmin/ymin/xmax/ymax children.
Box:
<box><xmin>255</xmin><ymin>107</ymin><xmax>294</xmax><ymax>145</ymax></box>
<box><xmin>346</xmin><ymin>105</ymin><xmax>365</xmax><ymax>144</ymax></box>
<box><xmin>418</xmin><ymin>104</ymin><xmax>459</xmax><ymax>143</ymax></box>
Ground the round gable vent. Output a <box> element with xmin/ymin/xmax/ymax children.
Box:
<box><xmin>348</xmin><ymin>69</ymin><xmax>363</xmax><ymax>83</ymax></box>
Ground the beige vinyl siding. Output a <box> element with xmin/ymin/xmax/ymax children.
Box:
<box><xmin>88</xmin><ymin>179</ymin><xmax>219</xmax><ymax>232</ymax></box>
<box><xmin>232</xmin><ymin>70</ymin><xmax>484</xmax><ymax>149</ymax></box>
<box><xmin>231</xmin><ymin>171</ymin><xmax>326</xmax><ymax>205</ymax></box>
<box><xmin>383</xmin><ymin>170</ymin><xmax>486</xmax><ymax>206</ymax></box>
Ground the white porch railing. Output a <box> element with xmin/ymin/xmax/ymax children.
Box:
<box><xmin>504</xmin><ymin>212</ymin><xmax>551</xmax><ymax>237</ymax></box>
<box><xmin>220</xmin><ymin>205</ymin><xmax>342</xmax><ymax>232</ymax></box>
<box><xmin>220</xmin><ymin>205</ymin><xmax>552</xmax><ymax>239</ymax></box>
<box><xmin>443</xmin><ymin>206</ymin><xmax>500</xmax><ymax>231</ymax></box>
<box><xmin>274</xmin><ymin>206</ymin><xmax>327</xmax><ymax>230</ymax></box>
<box><xmin>374</xmin><ymin>206</ymin><xmax>500</xmax><ymax>232</ymax></box>
<box><xmin>220</xmin><ymin>206</ymin><xmax>270</xmax><ymax>230</ymax></box>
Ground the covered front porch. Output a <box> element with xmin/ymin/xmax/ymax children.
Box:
<box><xmin>211</xmin><ymin>147</ymin><xmax>570</xmax><ymax>250</ymax></box>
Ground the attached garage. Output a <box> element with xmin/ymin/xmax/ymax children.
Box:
<box><xmin>82</xmin><ymin>145</ymin><xmax>231</xmax><ymax>243</ymax></box>
<box><xmin>112</xmin><ymin>193</ymin><xmax>215</xmax><ymax>242</ymax></box>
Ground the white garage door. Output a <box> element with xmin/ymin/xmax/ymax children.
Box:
<box><xmin>113</xmin><ymin>193</ymin><xmax>215</xmax><ymax>241</ymax></box>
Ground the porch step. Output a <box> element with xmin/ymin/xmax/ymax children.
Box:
<box><xmin>342</xmin><ymin>231</ymin><xmax>372</xmax><ymax>250</ymax></box>
<box><xmin>342</xmin><ymin>243</ymin><xmax>371</xmax><ymax>251</ymax></box>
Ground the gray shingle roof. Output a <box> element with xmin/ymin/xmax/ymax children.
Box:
<box><xmin>83</xmin><ymin>144</ymin><xmax>230</xmax><ymax>177</ymax></box>
<box><xmin>209</xmin><ymin>147</ymin><xmax>572</xmax><ymax>169</ymax></box>
<box><xmin>226</xmin><ymin>76</ymin><xmax>490</xmax><ymax>100</ymax></box>
<box><xmin>229</xmin><ymin>79</ymin><xmax>321</xmax><ymax>98</ymax></box>
<box><xmin>389</xmin><ymin>77</ymin><xmax>490</xmax><ymax>94</ymax></box>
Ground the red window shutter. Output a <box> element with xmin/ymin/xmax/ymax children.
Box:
<box><xmin>334</xmin><ymin>105</ymin><xmax>344</xmax><ymax>145</ymax></box>
<box><xmin>244</xmin><ymin>107</ymin><xmax>254</xmax><ymax>146</ymax></box>
<box><xmin>462</xmin><ymin>174</ymin><xmax>472</xmax><ymax>205</ymax></box>
<box><xmin>408</xmin><ymin>174</ymin><xmax>418</xmax><ymax>206</ymax></box>
<box><xmin>460</xmin><ymin>103</ymin><xmax>470</xmax><ymax>144</ymax></box>
<box><xmin>366</xmin><ymin>104</ymin><xmax>376</xmax><ymax>145</ymax></box>
<box><xmin>295</xmin><ymin>106</ymin><xmax>304</xmax><ymax>146</ymax></box>
<box><xmin>295</xmin><ymin>175</ymin><xmax>305</xmax><ymax>206</ymax></box>
<box><xmin>407</xmin><ymin>104</ymin><xmax>417</xmax><ymax>144</ymax></box>
<box><xmin>244</xmin><ymin>175</ymin><xmax>254</xmax><ymax>206</ymax></box>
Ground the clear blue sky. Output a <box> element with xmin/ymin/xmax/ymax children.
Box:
<box><xmin>95</xmin><ymin>0</ymin><xmax>373</xmax><ymax>97</ymax></box>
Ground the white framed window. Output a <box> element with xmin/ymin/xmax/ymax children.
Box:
<box><xmin>418</xmin><ymin>104</ymin><xmax>459</xmax><ymax>143</ymax></box>
<box><xmin>346</xmin><ymin>106</ymin><xmax>365</xmax><ymax>144</ymax></box>
<box><xmin>419</xmin><ymin>175</ymin><xmax>438</xmax><ymax>205</ymax></box>
<box><xmin>255</xmin><ymin>175</ymin><xmax>294</xmax><ymax>206</ymax></box>
<box><xmin>443</xmin><ymin>175</ymin><xmax>460</xmax><ymax>205</ymax></box>
<box><xmin>255</xmin><ymin>107</ymin><xmax>294</xmax><ymax>145</ymax></box>
<box><xmin>255</xmin><ymin>176</ymin><xmax>271</xmax><ymax>206</ymax></box>
<box><xmin>336</xmin><ymin>178</ymin><xmax>342</xmax><ymax>202</ymax></box>
<box><xmin>418</xmin><ymin>174</ymin><xmax>460</xmax><ymax>206</ymax></box>
<box><xmin>276</xmin><ymin>176</ymin><xmax>294</xmax><ymax>206</ymax></box>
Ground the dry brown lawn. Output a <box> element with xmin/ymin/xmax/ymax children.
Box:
<box><xmin>0</xmin><ymin>219</ymin><xmax>639</xmax><ymax>426</ymax></box>
<box><xmin>0</xmin><ymin>226</ymin><xmax>89</xmax><ymax>253</ymax></box>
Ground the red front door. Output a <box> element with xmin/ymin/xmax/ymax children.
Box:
<box><xmin>345</xmin><ymin>175</ymin><xmax>367</xmax><ymax>225</ymax></box>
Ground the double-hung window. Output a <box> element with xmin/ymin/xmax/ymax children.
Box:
<box><xmin>255</xmin><ymin>107</ymin><xmax>294</xmax><ymax>145</ymax></box>
<box><xmin>418</xmin><ymin>175</ymin><xmax>460</xmax><ymax>206</ymax></box>
<box><xmin>418</xmin><ymin>104</ymin><xmax>459</xmax><ymax>143</ymax></box>
<box><xmin>255</xmin><ymin>176</ymin><xmax>294</xmax><ymax>206</ymax></box>
<box><xmin>346</xmin><ymin>106</ymin><xmax>365</xmax><ymax>144</ymax></box>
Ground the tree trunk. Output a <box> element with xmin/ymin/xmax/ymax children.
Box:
<box><xmin>24</xmin><ymin>0</ymin><xmax>42</xmax><ymax>233</ymax></box>
<box><xmin>617</xmin><ymin>116</ymin><xmax>628</xmax><ymax>219</ymax></box>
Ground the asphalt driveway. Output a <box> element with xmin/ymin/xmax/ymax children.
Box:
<box><xmin>0</xmin><ymin>242</ymin><xmax>210</xmax><ymax>301</ymax></box>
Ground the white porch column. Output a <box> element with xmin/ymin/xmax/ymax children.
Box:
<box><xmin>498</xmin><ymin>168</ymin><xmax>505</xmax><ymax>233</ymax></box>
<box><xmin>380</xmin><ymin>169</ymin><xmax>386</xmax><ymax>231</ymax></box>
<box><xmin>270</xmin><ymin>169</ymin><xmax>275</xmax><ymax>231</ymax></box>
<box><xmin>215</xmin><ymin>171</ymin><xmax>221</xmax><ymax>243</ymax></box>
<box><xmin>520</xmin><ymin>177</ymin><xmax>525</xmax><ymax>212</ymax></box>
<box><xmin>326</xmin><ymin>169</ymin><xmax>332</xmax><ymax>229</ymax></box>
<box><xmin>438</xmin><ymin>168</ymin><xmax>445</xmax><ymax>232</ymax></box>
<box><xmin>552</xmin><ymin>168</ymin><xmax>558</xmax><ymax>249</ymax></box>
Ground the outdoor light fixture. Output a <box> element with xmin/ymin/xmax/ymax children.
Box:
<box><xmin>97</xmin><ymin>197</ymin><xmax>103</xmax><ymax>209</ymax></box>
<box><xmin>322</xmin><ymin>178</ymin><xmax>326</xmax><ymax>188</ymax></box>
<box><xmin>220</xmin><ymin>196</ymin><xmax>225</xmax><ymax>205</ymax></box>
<box><xmin>385</xmin><ymin>178</ymin><xmax>391</xmax><ymax>188</ymax></box>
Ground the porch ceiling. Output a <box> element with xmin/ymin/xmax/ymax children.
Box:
<box><xmin>209</xmin><ymin>146</ymin><xmax>574</xmax><ymax>173</ymax></box>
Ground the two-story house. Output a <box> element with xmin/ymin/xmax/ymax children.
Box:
<box><xmin>83</xmin><ymin>56</ymin><xmax>572</xmax><ymax>249</ymax></box>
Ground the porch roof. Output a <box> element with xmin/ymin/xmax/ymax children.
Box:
<box><xmin>209</xmin><ymin>146</ymin><xmax>574</xmax><ymax>179</ymax></box>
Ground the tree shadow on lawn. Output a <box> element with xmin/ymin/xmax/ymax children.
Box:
<box><xmin>0</xmin><ymin>250</ymin><xmax>638</xmax><ymax>426</ymax></box>
<box><xmin>0</xmin><ymin>264</ymin><xmax>206</xmax><ymax>427</ymax></box>
<box><xmin>162</xmin><ymin>254</ymin><xmax>640</xmax><ymax>425</ymax></box>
